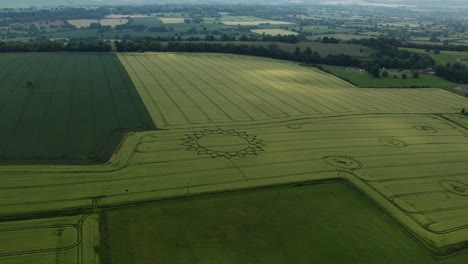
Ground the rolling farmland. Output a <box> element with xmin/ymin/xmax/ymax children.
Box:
<box><xmin>119</xmin><ymin>53</ymin><xmax>465</xmax><ymax>127</ymax></box>
<box><xmin>1</xmin><ymin>53</ymin><xmax>468</xmax><ymax>263</ymax></box>
<box><xmin>250</xmin><ymin>29</ymin><xmax>299</xmax><ymax>36</ymax></box>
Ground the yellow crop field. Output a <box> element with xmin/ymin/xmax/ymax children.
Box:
<box><xmin>118</xmin><ymin>53</ymin><xmax>465</xmax><ymax>127</ymax></box>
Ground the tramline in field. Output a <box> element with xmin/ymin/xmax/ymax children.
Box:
<box><xmin>1</xmin><ymin>52</ymin><xmax>468</xmax><ymax>263</ymax></box>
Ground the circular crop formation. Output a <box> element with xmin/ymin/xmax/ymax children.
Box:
<box><xmin>323</xmin><ymin>156</ymin><xmax>362</xmax><ymax>170</ymax></box>
<box><xmin>287</xmin><ymin>123</ymin><xmax>304</xmax><ymax>129</ymax></box>
<box><xmin>182</xmin><ymin>128</ymin><xmax>265</xmax><ymax>159</ymax></box>
<box><xmin>379</xmin><ymin>137</ymin><xmax>408</xmax><ymax>148</ymax></box>
<box><xmin>414</xmin><ymin>125</ymin><xmax>438</xmax><ymax>133</ymax></box>
<box><xmin>440</xmin><ymin>180</ymin><xmax>468</xmax><ymax>196</ymax></box>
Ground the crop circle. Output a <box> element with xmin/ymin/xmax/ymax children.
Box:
<box><xmin>323</xmin><ymin>156</ymin><xmax>362</xmax><ymax>170</ymax></box>
<box><xmin>379</xmin><ymin>137</ymin><xmax>408</xmax><ymax>148</ymax></box>
<box><xmin>440</xmin><ymin>180</ymin><xmax>468</xmax><ymax>196</ymax></box>
<box><xmin>414</xmin><ymin>125</ymin><xmax>438</xmax><ymax>133</ymax></box>
<box><xmin>182</xmin><ymin>128</ymin><xmax>265</xmax><ymax>159</ymax></box>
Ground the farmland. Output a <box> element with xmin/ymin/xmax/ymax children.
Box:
<box><xmin>118</xmin><ymin>53</ymin><xmax>464</xmax><ymax>127</ymax></box>
<box><xmin>1</xmin><ymin>53</ymin><xmax>468</xmax><ymax>263</ymax></box>
<box><xmin>220</xmin><ymin>16</ymin><xmax>293</xmax><ymax>26</ymax></box>
<box><xmin>251</xmin><ymin>29</ymin><xmax>299</xmax><ymax>36</ymax></box>
<box><xmin>0</xmin><ymin>53</ymin><xmax>154</xmax><ymax>163</ymax></box>
<box><xmin>321</xmin><ymin>65</ymin><xmax>458</xmax><ymax>89</ymax></box>
<box><xmin>67</xmin><ymin>19</ymin><xmax>128</xmax><ymax>28</ymax></box>
<box><xmin>400</xmin><ymin>48</ymin><xmax>468</xmax><ymax>66</ymax></box>
<box><xmin>158</xmin><ymin>18</ymin><xmax>185</xmax><ymax>24</ymax></box>
<box><xmin>104</xmin><ymin>181</ymin><xmax>439</xmax><ymax>264</ymax></box>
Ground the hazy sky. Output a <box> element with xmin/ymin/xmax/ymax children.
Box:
<box><xmin>0</xmin><ymin>0</ymin><xmax>466</xmax><ymax>8</ymax></box>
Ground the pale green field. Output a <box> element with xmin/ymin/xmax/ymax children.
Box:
<box><xmin>251</xmin><ymin>29</ymin><xmax>298</xmax><ymax>36</ymax></box>
<box><xmin>1</xmin><ymin>53</ymin><xmax>468</xmax><ymax>262</ymax></box>
<box><xmin>3</xmin><ymin>113</ymin><xmax>468</xmax><ymax>257</ymax></box>
<box><xmin>0</xmin><ymin>214</ymin><xmax>100</xmax><ymax>264</ymax></box>
<box><xmin>118</xmin><ymin>53</ymin><xmax>465</xmax><ymax>127</ymax></box>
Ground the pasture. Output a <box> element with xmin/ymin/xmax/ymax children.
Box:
<box><xmin>400</xmin><ymin>47</ymin><xmax>468</xmax><ymax>66</ymax></box>
<box><xmin>0</xmin><ymin>53</ymin><xmax>154</xmax><ymax>163</ymax></box>
<box><xmin>130</xmin><ymin>16</ymin><xmax>163</xmax><ymax>27</ymax></box>
<box><xmin>221</xmin><ymin>16</ymin><xmax>293</xmax><ymax>26</ymax></box>
<box><xmin>310</xmin><ymin>33</ymin><xmax>373</xmax><ymax>41</ymax></box>
<box><xmin>223</xmin><ymin>21</ymin><xmax>294</xmax><ymax>26</ymax></box>
<box><xmin>321</xmin><ymin>65</ymin><xmax>458</xmax><ymax>88</ymax></box>
<box><xmin>67</xmin><ymin>19</ymin><xmax>128</xmax><ymax>28</ymax></box>
<box><xmin>158</xmin><ymin>17</ymin><xmax>185</xmax><ymax>24</ymax></box>
<box><xmin>1</xmin><ymin>53</ymin><xmax>468</xmax><ymax>263</ymax></box>
<box><xmin>251</xmin><ymin>29</ymin><xmax>298</xmax><ymax>36</ymax></box>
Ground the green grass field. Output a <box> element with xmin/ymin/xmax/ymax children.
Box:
<box><xmin>129</xmin><ymin>17</ymin><xmax>163</xmax><ymax>27</ymax></box>
<box><xmin>104</xmin><ymin>181</ymin><xmax>441</xmax><ymax>264</ymax></box>
<box><xmin>400</xmin><ymin>48</ymin><xmax>468</xmax><ymax>66</ymax></box>
<box><xmin>321</xmin><ymin>65</ymin><xmax>458</xmax><ymax>89</ymax></box>
<box><xmin>309</xmin><ymin>33</ymin><xmax>373</xmax><ymax>41</ymax></box>
<box><xmin>251</xmin><ymin>29</ymin><xmax>299</xmax><ymax>36</ymax></box>
<box><xmin>0</xmin><ymin>53</ymin><xmax>154</xmax><ymax>163</ymax></box>
<box><xmin>1</xmin><ymin>53</ymin><xmax>468</xmax><ymax>263</ymax></box>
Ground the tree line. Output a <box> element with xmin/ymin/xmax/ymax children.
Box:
<box><xmin>0</xmin><ymin>41</ymin><xmax>111</xmax><ymax>52</ymax></box>
<box><xmin>115</xmin><ymin>39</ymin><xmax>361</xmax><ymax>67</ymax></box>
<box><xmin>435</xmin><ymin>63</ymin><xmax>468</xmax><ymax>84</ymax></box>
<box><xmin>114</xmin><ymin>37</ymin><xmax>434</xmax><ymax>73</ymax></box>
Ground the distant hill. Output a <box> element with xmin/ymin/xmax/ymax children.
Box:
<box><xmin>2</xmin><ymin>0</ymin><xmax>468</xmax><ymax>8</ymax></box>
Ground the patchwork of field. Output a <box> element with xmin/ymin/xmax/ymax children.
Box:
<box><xmin>1</xmin><ymin>53</ymin><xmax>468</xmax><ymax>262</ymax></box>
<box><xmin>223</xmin><ymin>21</ymin><xmax>294</xmax><ymax>26</ymax></box>
<box><xmin>220</xmin><ymin>16</ymin><xmax>293</xmax><ymax>26</ymax></box>
<box><xmin>105</xmin><ymin>14</ymin><xmax>149</xmax><ymax>19</ymax></box>
<box><xmin>251</xmin><ymin>29</ymin><xmax>299</xmax><ymax>36</ymax></box>
<box><xmin>0</xmin><ymin>53</ymin><xmax>154</xmax><ymax>163</ymax></box>
<box><xmin>67</xmin><ymin>19</ymin><xmax>128</xmax><ymax>28</ymax></box>
<box><xmin>119</xmin><ymin>53</ymin><xmax>465</xmax><ymax>127</ymax></box>
<box><xmin>310</xmin><ymin>33</ymin><xmax>373</xmax><ymax>40</ymax></box>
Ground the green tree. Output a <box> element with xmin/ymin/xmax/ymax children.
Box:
<box><xmin>369</xmin><ymin>65</ymin><xmax>380</xmax><ymax>78</ymax></box>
